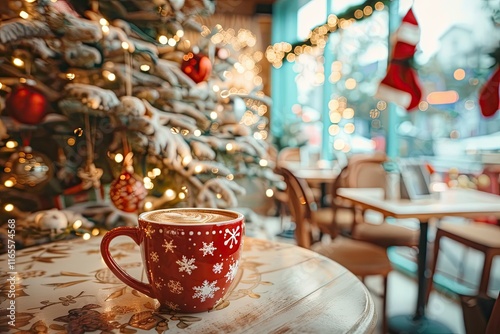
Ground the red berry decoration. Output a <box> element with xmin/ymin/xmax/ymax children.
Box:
<box><xmin>181</xmin><ymin>52</ymin><xmax>212</xmax><ymax>83</ymax></box>
<box><xmin>6</xmin><ymin>84</ymin><xmax>48</xmax><ymax>125</ymax></box>
<box><xmin>109</xmin><ymin>169</ymin><xmax>147</xmax><ymax>212</ymax></box>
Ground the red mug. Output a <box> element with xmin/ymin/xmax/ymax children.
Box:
<box><xmin>100</xmin><ymin>208</ymin><xmax>245</xmax><ymax>312</ymax></box>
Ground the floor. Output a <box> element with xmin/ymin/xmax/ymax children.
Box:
<box><xmin>241</xmin><ymin>210</ymin><xmax>496</xmax><ymax>334</ymax></box>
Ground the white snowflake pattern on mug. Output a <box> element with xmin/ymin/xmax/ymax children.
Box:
<box><xmin>223</xmin><ymin>226</ymin><xmax>241</xmax><ymax>249</ymax></box>
<box><xmin>199</xmin><ymin>241</ymin><xmax>217</xmax><ymax>256</ymax></box>
<box><xmin>224</xmin><ymin>260</ymin><xmax>239</xmax><ymax>282</ymax></box>
<box><xmin>167</xmin><ymin>280</ymin><xmax>183</xmax><ymax>294</ymax></box>
<box><xmin>192</xmin><ymin>280</ymin><xmax>220</xmax><ymax>302</ymax></box>
<box><xmin>176</xmin><ymin>256</ymin><xmax>197</xmax><ymax>275</ymax></box>
<box><xmin>144</xmin><ymin>224</ymin><xmax>155</xmax><ymax>238</ymax></box>
<box><xmin>162</xmin><ymin>239</ymin><xmax>176</xmax><ymax>253</ymax></box>
<box><xmin>150</xmin><ymin>251</ymin><xmax>159</xmax><ymax>263</ymax></box>
<box><xmin>213</xmin><ymin>262</ymin><xmax>223</xmax><ymax>274</ymax></box>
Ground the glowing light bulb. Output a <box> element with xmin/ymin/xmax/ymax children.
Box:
<box><xmin>165</xmin><ymin>189</ymin><xmax>176</xmax><ymax>200</ymax></box>
<box><xmin>6</xmin><ymin>141</ymin><xmax>18</xmax><ymax>149</ymax></box>
<box><xmin>114</xmin><ymin>153</ymin><xmax>124</xmax><ymax>163</ymax></box>
<box><xmin>158</xmin><ymin>35</ymin><xmax>168</xmax><ymax>44</ymax></box>
<box><xmin>73</xmin><ymin>220</ymin><xmax>83</xmax><ymax>229</ymax></box>
<box><xmin>19</xmin><ymin>11</ymin><xmax>29</xmax><ymax>19</ymax></box>
<box><xmin>13</xmin><ymin>58</ymin><xmax>24</xmax><ymax>67</ymax></box>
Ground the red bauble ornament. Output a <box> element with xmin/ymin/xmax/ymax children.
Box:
<box><xmin>109</xmin><ymin>169</ymin><xmax>147</xmax><ymax>212</ymax></box>
<box><xmin>181</xmin><ymin>52</ymin><xmax>212</xmax><ymax>83</ymax></box>
<box><xmin>6</xmin><ymin>84</ymin><xmax>48</xmax><ymax>125</ymax></box>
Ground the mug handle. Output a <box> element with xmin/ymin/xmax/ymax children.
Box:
<box><xmin>100</xmin><ymin>226</ymin><xmax>154</xmax><ymax>298</ymax></box>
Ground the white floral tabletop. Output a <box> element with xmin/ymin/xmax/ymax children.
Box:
<box><xmin>1</xmin><ymin>236</ymin><xmax>376</xmax><ymax>333</ymax></box>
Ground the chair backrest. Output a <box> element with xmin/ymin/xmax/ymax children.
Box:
<box><xmin>277</xmin><ymin>147</ymin><xmax>301</xmax><ymax>166</ymax></box>
<box><xmin>280</xmin><ymin>167</ymin><xmax>318</xmax><ymax>248</ymax></box>
<box><xmin>341</xmin><ymin>151</ymin><xmax>388</xmax><ymax>189</ymax></box>
<box><xmin>486</xmin><ymin>292</ymin><xmax>500</xmax><ymax>334</ymax></box>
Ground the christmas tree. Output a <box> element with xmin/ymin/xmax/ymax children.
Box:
<box><xmin>0</xmin><ymin>0</ymin><xmax>278</xmax><ymax>249</ymax></box>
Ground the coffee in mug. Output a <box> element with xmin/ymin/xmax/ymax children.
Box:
<box><xmin>100</xmin><ymin>208</ymin><xmax>245</xmax><ymax>312</ymax></box>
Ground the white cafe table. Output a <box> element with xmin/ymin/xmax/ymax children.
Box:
<box><xmin>336</xmin><ymin>187</ymin><xmax>500</xmax><ymax>333</ymax></box>
<box><xmin>0</xmin><ymin>236</ymin><xmax>376</xmax><ymax>333</ymax></box>
<box><xmin>279</xmin><ymin>161</ymin><xmax>339</xmax><ymax>185</ymax></box>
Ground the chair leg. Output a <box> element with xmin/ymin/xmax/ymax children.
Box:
<box><xmin>426</xmin><ymin>229</ymin><xmax>443</xmax><ymax>304</ymax></box>
<box><xmin>479</xmin><ymin>251</ymin><xmax>494</xmax><ymax>296</ymax></box>
<box><xmin>382</xmin><ymin>274</ymin><xmax>388</xmax><ymax>334</ymax></box>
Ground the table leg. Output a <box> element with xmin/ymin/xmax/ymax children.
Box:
<box><xmin>415</xmin><ymin>221</ymin><xmax>428</xmax><ymax>319</ymax></box>
<box><xmin>388</xmin><ymin>221</ymin><xmax>452</xmax><ymax>333</ymax></box>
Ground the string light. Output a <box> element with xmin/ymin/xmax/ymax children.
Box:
<box><xmin>158</xmin><ymin>35</ymin><xmax>168</xmax><ymax>44</ymax></box>
<box><xmin>4</xmin><ymin>180</ymin><xmax>14</xmax><ymax>188</ymax></box>
<box><xmin>5</xmin><ymin>141</ymin><xmax>18</xmax><ymax>149</ymax></box>
<box><xmin>266</xmin><ymin>1</ymin><xmax>387</xmax><ymax>67</ymax></box>
<box><xmin>114</xmin><ymin>153</ymin><xmax>124</xmax><ymax>163</ymax></box>
<box><xmin>164</xmin><ymin>189</ymin><xmax>176</xmax><ymax>201</ymax></box>
<box><xmin>13</xmin><ymin>58</ymin><xmax>24</xmax><ymax>67</ymax></box>
<box><xmin>73</xmin><ymin>220</ymin><xmax>83</xmax><ymax>229</ymax></box>
<box><xmin>19</xmin><ymin>11</ymin><xmax>29</xmax><ymax>19</ymax></box>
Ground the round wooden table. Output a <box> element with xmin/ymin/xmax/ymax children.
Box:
<box><xmin>0</xmin><ymin>236</ymin><xmax>376</xmax><ymax>333</ymax></box>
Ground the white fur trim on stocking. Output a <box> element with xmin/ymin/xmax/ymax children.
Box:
<box><xmin>375</xmin><ymin>84</ymin><xmax>412</xmax><ymax>109</ymax></box>
<box><xmin>397</xmin><ymin>23</ymin><xmax>420</xmax><ymax>46</ymax></box>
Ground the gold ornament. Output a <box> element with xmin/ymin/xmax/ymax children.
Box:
<box><xmin>2</xmin><ymin>146</ymin><xmax>54</xmax><ymax>190</ymax></box>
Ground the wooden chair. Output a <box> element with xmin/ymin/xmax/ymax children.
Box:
<box><xmin>426</xmin><ymin>221</ymin><xmax>500</xmax><ymax>304</ymax></box>
<box><xmin>486</xmin><ymin>292</ymin><xmax>500</xmax><ymax>334</ymax></box>
<box><xmin>281</xmin><ymin>166</ymin><xmax>392</xmax><ymax>333</ymax></box>
<box><xmin>458</xmin><ymin>291</ymin><xmax>500</xmax><ymax>334</ymax></box>
<box><xmin>326</xmin><ymin>152</ymin><xmax>420</xmax><ymax>248</ymax></box>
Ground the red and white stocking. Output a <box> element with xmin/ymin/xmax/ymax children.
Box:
<box><xmin>479</xmin><ymin>66</ymin><xmax>500</xmax><ymax>118</ymax></box>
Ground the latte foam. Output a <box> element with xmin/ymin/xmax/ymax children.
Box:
<box><xmin>141</xmin><ymin>208</ymin><xmax>239</xmax><ymax>225</ymax></box>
